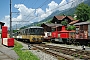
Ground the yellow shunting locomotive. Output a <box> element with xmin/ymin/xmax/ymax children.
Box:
<box><xmin>14</xmin><ymin>26</ymin><xmax>44</xmax><ymax>43</ymax></box>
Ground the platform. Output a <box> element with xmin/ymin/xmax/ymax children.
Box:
<box><xmin>0</xmin><ymin>39</ymin><xmax>19</xmax><ymax>60</ymax></box>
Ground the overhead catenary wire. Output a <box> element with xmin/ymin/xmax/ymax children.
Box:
<box><xmin>22</xmin><ymin>0</ymin><xmax>39</xmax><ymax>20</ymax></box>
<box><xmin>12</xmin><ymin>0</ymin><xmax>77</xmax><ymax>31</ymax></box>
<box><xmin>15</xmin><ymin>0</ymin><xmax>78</xmax><ymax>23</ymax></box>
<box><xmin>12</xmin><ymin>0</ymin><xmax>38</xmax><ymax>23</ymax></box>
<box><xmin>24</xmin><ymin>0</ymin><xmax>51</xmax><ymax>21</ymax></box>
<box><xmin>14</xmin><ymin>0</ymin><xmax>83</xmax><ymax>26</ymax></box>
<box><xmin>27</xmin><ymin>0</ymin><xmax>77</xmax><ymax>22</ymax></box>
<box><xmin>32</xmin><ymin>0</ymin><xmax>38</xmax><ymax>8</ymax></box>
<box><xmin>29</xmin><ymin>0</ymin><xmax>85</xmax><ymax>22</ymax></box>
<box><xmin>20</xmin><ymin>0</ymin><xmax>26</xmax><ymax>4</ymax></box>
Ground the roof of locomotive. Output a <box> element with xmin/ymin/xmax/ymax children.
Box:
<box><xmin>74</xmin><ymin>21</ymin><xmax>90</xmax><ymax>25</ymax></box>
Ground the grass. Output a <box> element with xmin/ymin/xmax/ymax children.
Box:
<box><xmin>13</xmin><ymin>41</ymin><xmax>40</xmax><ymax>60</ymax></box>
<box><xmin>79</xmin><ymin>55</ymin><xmax>83</xmax><ymax>59</ymax></box>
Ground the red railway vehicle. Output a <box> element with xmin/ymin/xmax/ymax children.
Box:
<box><xmin>41</xmin><ymin>23</ymin><xmax>62</xmax><ymax>42</ymax></box>
<box><xmin>51</xmin><ymin>26</ymin><xmax>62</xmax><ymax>42</ymax></box>
<box><xmin>74</xmin><ymin>22</ymin><xmax>90</xmax><ymax>45</ymax></box>
<box><xmin>42</xmin><ymin>21</ymin><xmax>90</xmax><ymax>45</ymax></box>
<box><xmin>51</xmin><ymin>26</ymin><xmax>75</xmax><ymax>43</ymax></box>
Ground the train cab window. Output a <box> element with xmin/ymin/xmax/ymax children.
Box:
<box><xmin>23</xmin><ymin>30</ymin><xmax>25</xmax><ymax>35</ymax></box>
<box><xmin>25</xmin><ymin>29</ymin><xmax>28</xmax><ymax>35</ymax></box>
<box><xmin>52</xmin><ymin>28</ymin><xmax>56</xmax><ymax>32</ymax></box>
<box><xmin>22</xmin><ymin>30</ymin><xmax>24</xmax><ymax>35</ymax></box>
<box><xmin>21</xmin><ymin>30</ymin><xmax>23</xmax><ymax>35</ymax></box>
<box><xmin>30</xmin><ymin>29</ymin><xmax>35</xmax><ymax>34</ymax></box>
<box><xmin>28</xmin><ymin>29</ymin><xmax>31</xmax><ymax>35</ymax></box>
<box><xmin>29</xmin><ymin>28</ymin><xmax>44</xmax><ymax>35</ymax></box>
<box><xmin>76</xmin><ymin>28</ymin><xmax>79</xmax><ymax>30</ymax></box>
<box><xmin>76</xmin><ymin>28</ymin><xmax>79</xmax><ymax>34</ymax></box>
<box><xmin>27</xmin><ymin>29</ymin><xmax>29</xmax><ymax>35</ymax></box>
<box><xmin>80</xmin><ymin>25</ymin><xmax>83</xmax><ymax>30</ymax></box>
<box><xmin>36</xmin><ymin>28</ymin><xmax>44</xmax><ymax>35</ymax></box>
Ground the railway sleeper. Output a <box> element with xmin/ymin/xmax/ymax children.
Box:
<box><xmin>33</xmin><ymin>44</ymin><xmax>90</xmax><ymax>60</ymax></box>
<box><xmin>33</xmin><ymin>45</ymin><xmax>74</xmax><ymax>60</ymax></box>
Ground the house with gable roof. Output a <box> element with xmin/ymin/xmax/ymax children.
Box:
<box><xmin>41</xmin><ymin>15</ymin><xmax>79</xmax><ymax>40</ymax></box>
<box><xmin>51</xmin><ymin>16</ymin><xmax>79</xmax><ymax>24</ymax></box>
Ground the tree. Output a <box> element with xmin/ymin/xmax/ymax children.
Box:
<box><xmin>67</xmin><ymin>25</ymin><xmax>76</xmax><ymax>31</ymax></box>
<box><xmin>75</xmin><ymin>3</ymin><xmax>90</xmax><ymax>21</ymax></box>
<box><xmin>61</xmin><ymin>20</ymin><xmax>68</xmax><ymax>26</ymax></box>
<box><xmin>20</xmin><ymin>26</ymin><xmax>27</xmax><ymax>30</ymax></box>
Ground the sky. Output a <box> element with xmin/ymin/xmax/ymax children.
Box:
<box><xmin>0</xmin><ymin>0</ymin><xmax>79</xmax><ymax>28</ymax></box>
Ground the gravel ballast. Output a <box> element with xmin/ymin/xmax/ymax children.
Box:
<box><xmin>18</xmin><ymin>41</ymin><xmax>58</xmax><ymax>60</ymax></box>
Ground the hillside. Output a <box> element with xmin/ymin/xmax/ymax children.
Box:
<box><xmin>14</xmin><ymin>0</ymin><xmax>90</xmax><ymax>29</ymax></box>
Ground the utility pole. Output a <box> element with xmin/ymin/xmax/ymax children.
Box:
<box><xmin>10</xmin><ymin>0</ymin><xmax>12</xmax><ymax>38</ymax></box>
<box><xmin>9</xmin><ymin>0</ymin><xmax>29</xmax><ymax>36</ymax></box>
<box><xmin>16</xmin><ymin>24</ymin><xmax>17</xmax><ymax>30</ymax></box>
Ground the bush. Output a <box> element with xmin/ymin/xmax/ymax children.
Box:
<box><xmin>67</xmin><ymin>25</ymin><xmax>76</xmax><ymax>30</ymax></box>
<box><xmin>61</xmin><ymin>20</ymin><xmax>68</xmax><ymax>26</ymax></box>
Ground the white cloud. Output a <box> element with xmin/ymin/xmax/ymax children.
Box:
<box><xmin>1</xmin><ymin>0</ymin><xmax>82</xmax><ymax>28</ymax></box>
<box><xmin>1</xmin><ymin>15</ymin><xmax>10</xmax><ymax>27</ymax></box>
<box><xmin>58</xmin><ymin>0</ymin><xmax>68</xmax><ymax>11</ymax></box>
<box><xmin>14</xmin><ymin>4</ymin><xmax>36</xmax><ymax>20</ymax></box>
<box><xmin>36</xmin><ymin>8</ymin><xmax>45</xmax><ymax>16</ymax></box>
<box><xmin>38</xmin><ymin>1</ymin><xmax>58</xmax><ymax>21</ymax></box>
<box><xmin>36</xmin><ymin>1</ymin><xmax>58</xmax><ymax>22</ymax></box>
<box><xmin>46</xmin><ymin>1</ymin><xmax>58</xmax><ymax>13</ymax></box>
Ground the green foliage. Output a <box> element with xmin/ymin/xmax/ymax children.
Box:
<box><xmin>61</xmin><ymin>20</ymin><xmax>68</xmax><ymax>26</ymax></box>
<box><xmin>37</xmin><ymin>23</ymin><xmax>41</xmax><ymax>26</ymax></box>
<box><xmin>67</xmin><ymin>25</ymin><xmax>76</xmax><ymax>31</ymax></box>
<box><xmin>13</xmin><ymin>30</ymin><xmax>18</xmax><ymax>33</ymax></box>
<box><xmin>20</xmin><ymin>26</ymin><xmax>27</xmax><ymax>30</ymax></box>
<box><xmin>46</xmin><ymin>20</ymin><xmax>52</xmax><ymax>23</ymax></box>
<box><xmin>75</xmin><ymin>3</ymin><xmax>90</xmax><ymax>21</ymax></box>
<box><xmin>13</xmin><ymin>41</ymin><xmax>39</xmax><ymax>60</ymax></box>
<box><xmin>36</xmin><ymin>18</ymin><xmax>52</xmax><ymax>26</ymax></box>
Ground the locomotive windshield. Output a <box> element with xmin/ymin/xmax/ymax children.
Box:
<box><xmin>29</xmin><ymin>28</ymin><xmax>44</xmax><ymax>35</ymax></box>
<box><xmin>52</xmin><ymin>28</ymin><xmax>56</xmax><ymax>32</ymax></box>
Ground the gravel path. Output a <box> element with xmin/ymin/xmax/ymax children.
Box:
<box><xmin>0</xmin><ymin>39</ymin><xmax>19</xmax><ymax>60</ymax></box>
<box><xmin>30</xmin><ymin>50</ymin><xmax>58</xmax><ymax>60</ymax></box>
<box><xmin>18</xmin><ymin>41</ymin><xmax>58</xmax><ymax>60</ymax></box>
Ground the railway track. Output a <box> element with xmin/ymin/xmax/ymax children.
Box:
<box><xmin>32</xmin><ymin>44</ymin><xmax>90</xmax><ymax>60</ymax></box>
<box><xmin>17</xmin><ymin>40</ymin><xmax>90</xmax><ymax>60</ymax></box>
<box><xmin>32</xmin><ymin>45</ymin><xmax>73</xmax><ymax>60</ymax></box>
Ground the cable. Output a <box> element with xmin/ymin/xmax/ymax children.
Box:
<box><xmin>17</xmin><ymin>0</ymin><xmax>83</xmax><ymax>26</ymax></box>
<box><xmin>20</xmin><ymin>0</ymin><xmax>26</xmax><ymax>4</ymax></box>
<box><xmin>38</xmin><ymin>0</ymin><xmax>49</xmax><ymax>8</ymax></box>
<box><xmin>29</xmin><ymin>0</ymin><xmax>85</xmax><ymax>22</ymax></box>
<box><xmin>24</xmin><ymin>0</ymin><xmax>50</xmax><ymax>21</ymax></box>
<box><xmin>32</xmin><ymin>0</ymin><xmax>38</xmax><ymax>8</ymax></box>
<box><xmin>23</xmin><ymin>0</ymin><xmax>39</xmax><ymax>20</ymax></box>
<box><xmin>28</xmin><ymin>0</ymin><xmax>76</xmax><ymax>22</ymax></box>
